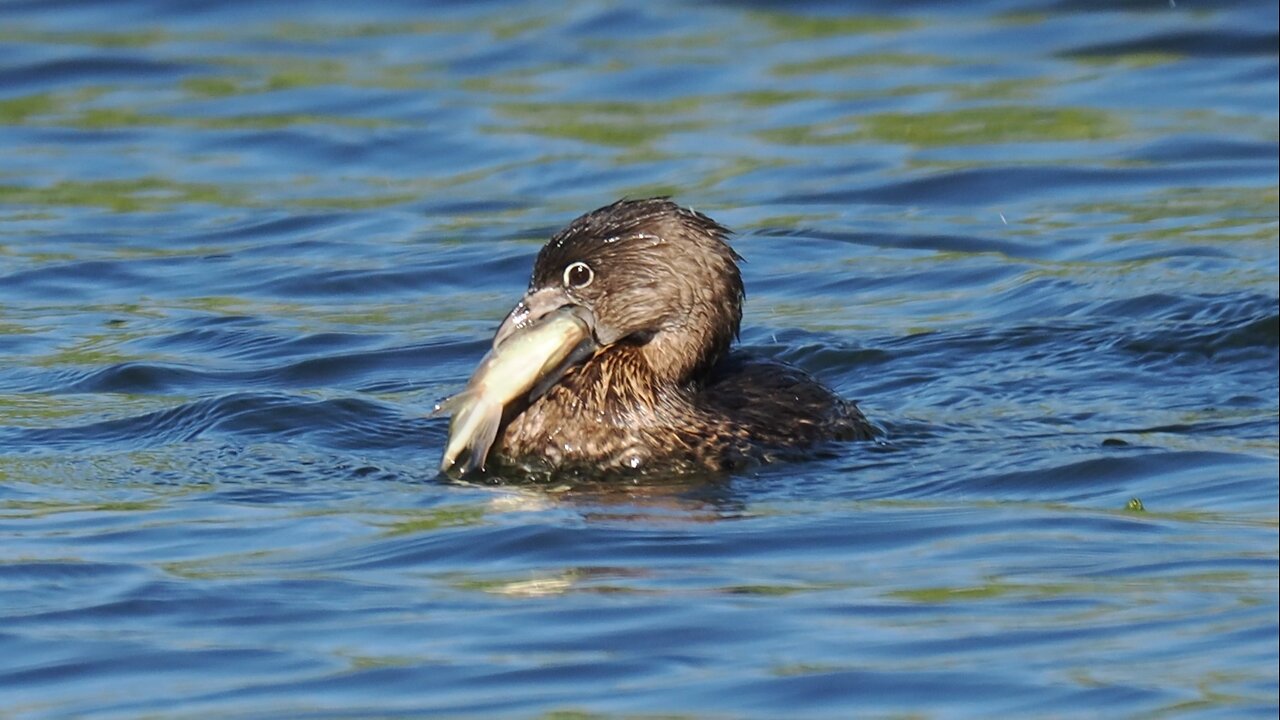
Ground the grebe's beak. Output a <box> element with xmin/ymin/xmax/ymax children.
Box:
<box><xmin>488</xmin><ymin>287</ymin><xmax>601</xmax><ymax>403</ymax></box>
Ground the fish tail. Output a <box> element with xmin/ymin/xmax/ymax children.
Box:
<box><xmin>438</xmin><ymin>393</ymin><xmax>503</xmax><ymax>475</ymax></box>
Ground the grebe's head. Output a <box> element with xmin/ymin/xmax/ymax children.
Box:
<box><xmin>495</xmin><ymin>197</ymin><xmax>744</xmax><ymax>384</ymax></box>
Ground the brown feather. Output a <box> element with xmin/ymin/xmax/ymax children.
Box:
<box><xmin>490</xmin><ymin>198</ymin><xmax>875</xmax><ymax>474</ymax></box>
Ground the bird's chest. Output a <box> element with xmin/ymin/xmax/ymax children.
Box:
<box><xmin>497</xmin><ymin>385</ymin><xmax>660</xmax><ymax>471</ymax></box>
<box><xmin>493</xmin><ymin>349</ymin><xmax>730</xmax><ymax>472</ymax></box>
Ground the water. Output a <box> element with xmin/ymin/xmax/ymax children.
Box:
<box><xmin>1</xmin><ymin>1</ymin><xmax>1276</xmax><ymax>717</ymax></box>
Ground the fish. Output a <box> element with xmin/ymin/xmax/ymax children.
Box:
<box><xmin>435</xmin><ymin>307</ymin><xmax>595</xmax><ymax>475</ymax></box>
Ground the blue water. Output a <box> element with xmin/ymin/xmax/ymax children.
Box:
<box><xmin>1</xmin><ymin>1</ymin><xmax>1277</xmax><ymax>717</ymax></box>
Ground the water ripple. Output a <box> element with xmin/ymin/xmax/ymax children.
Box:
<box><xmin>0</xmin><ymin>0</ymin><xmax>1275</xmax><ymax>717</ymax></box>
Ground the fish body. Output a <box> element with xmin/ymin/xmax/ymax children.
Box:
<box><xmin>436</xmin><ymin>308</ymin><xmax>593</xmax><ymax>474</ymax></box>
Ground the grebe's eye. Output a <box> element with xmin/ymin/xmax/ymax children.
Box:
<box><xmin>563</xmin><ymin>261</ymin><xmax>594</xmax><ymax>289</ymax></box>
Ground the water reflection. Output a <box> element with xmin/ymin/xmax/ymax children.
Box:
<box><xmin>447</xmin><ymin>468</ymin><xmax>748</xmax><ymax>522</ymax></box>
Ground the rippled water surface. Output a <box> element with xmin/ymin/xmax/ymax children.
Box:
<box><xmin>2</xmin><ymin>1</ymin><xmax>1277</xmax><ymax>717</ymax></box>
